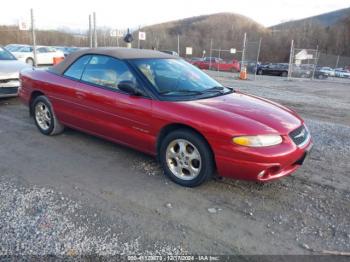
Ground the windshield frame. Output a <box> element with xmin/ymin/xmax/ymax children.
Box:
<box><xmin>128</xmin><ymin>58</ymin><xmax>233</xmax><ymax>101</ymax></box>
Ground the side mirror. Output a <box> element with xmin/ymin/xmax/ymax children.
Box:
<box><xmin>118</xmin><ymin>81</ymin><xmax>143</xmax><ymax>96</ymax></box>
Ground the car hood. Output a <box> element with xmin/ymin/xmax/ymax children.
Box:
<box><xmin>187</xmin><ymin>92</ymin><xmax>302</xmax><ymax>135</ymax></box>
<box><xmin>0</xmin><ymin>60</ymin><xmax>29</xmax><ymax>79</ymax></box>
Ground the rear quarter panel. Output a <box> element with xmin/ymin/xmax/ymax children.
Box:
<box><xmin>21</xmin><ymin>69</ymin><xmax>75</xmax><ymax>106</ymax></box>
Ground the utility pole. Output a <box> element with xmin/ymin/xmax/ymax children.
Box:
<box><xmin>311</xmin><ymin>45</ymin><xmax>319</xmax><ymax>80</ymax></box>
<box><xmin>93</xmin><ymin>12</ymin><xmax>97</xmax><ymax>48</ymax></box>
<box><xmin>177</xmin><ymin>34</ymin><xmax>180</xmax><ymax>56</ymax></box>
<box><xmin>209</xmin><ymin>39</ymin><xmax>213</xmax><ymax>70</ymax></box>
<box><xmin>137</xmin><ymin>26</ymin><xmax>141</xmax><ymax>49</ymax></box>
<box><xmin>88</xmin><ymin>14</ymin><xmax>93</xmax><ymax>48</ymax></box>
<box><xmin>255</xmin><ymin>38</ymin><xmax>262</xmax><ymax>81</ymax></box>
<box><xmin>287</xmin><ymin>39</ymin><xmax>294</xmax><ymax>80</ymax></box>
<box><xmin>335</xmin><ymin>55</ymin><xmax>340</xmax><ymax>69</ymax></box>
<box><xmin>156</xmin><ymin>37</ymin><xmax>159</xmax><ymax>50</ymax></box>
<box><xmin>241</xmin><ymin>32</ymin><xmax>247</xmax><ymax>69</ymax></box>
<box><xmin>30</xmin><ymin>9</ymin><xmax>37</xmax><ymax>67</ymax></box>
<box><xmin>218</xmin><ymin>48</ymin><xmax>221</xmax><ymax>75</ymax></box>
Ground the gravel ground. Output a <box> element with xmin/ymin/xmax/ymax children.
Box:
<box><xmin>0</xmin><ymin>73</ymin><xmax>349</xmax><ymax>257</ymax></box>
<box><xmin>0</xmin><ymin>175</ymin><xmax>185</xmax><ymax>256</ymax></box>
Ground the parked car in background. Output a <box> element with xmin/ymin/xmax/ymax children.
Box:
<box><xmin>211</xmin><ymin>59</ymin><xmax>240</xmax><ymax>72</ymax></box>
<box><xmin>298</xmin><ymin>65</ymin><xmax>328</xmax><ymax>79</ymax></box>
<box><xmin>291</xmin><ymin>64</ymin><xmax>312</xmax><ymax>78</ymax></box>
<box><xmin>257</xmin><ymin>63</ymin><xmax>289</xmax><ymax>77</ymax></box>
<box><xmin>319</xmin><ymin>67</ymin><xmax>335</xmax><ymax>77</ymax></box>
<box><xmin>160</xmin><ymin>50</ymin><xmax>179</xmax><ymax>56</ymax></box>
<box><xmin>11</xmin><ymin>45</ymin><xmax>64</xmax><ymax>66</ymax></box>
<box><xmin>313</xmin><ymin>67</ymin><xmax>329</xmax><ymax>79</ymax></box>
<box><xmin>334</xmin><ymin>69</ymin><xmax>350</xmax><ymax>78</ymax></box>
<box><xmin>19</xmin><ymin>48</ymin><xmax>312</xmax><ymax>187</ymax></box>
<box><xmin>193</xmin><ymin>57</ymin><xmax>240</xmax><ymax>72</ymax></box>
<box><xmin>192</xmin><ymin>57</ymin><xmax>220</xmax><ymax>69</ymax></box>
<box><xmin>257</xmin><ymin>63</ymin><xmax>328</xmax><ymax>79</ymax></box>
<box><xmin>0</xmin><ymin>46</ymin><xmax>29</xmax><ymax>98</ymax></box>
<box><xmin>245</xmin><ymin>61</ymin><xmax>260</xmax><ymax>74</ymax></box>
<box><xmin>4</xmin><ymin>44</ymin><xmax>27</xmax><ymax>52</ymax></box>
<box><xmin>54</xmin><ymin>46</ymin><xmax>80</xmax><ymax>57</ymax></box>
<box><xmin>188</xmin><ymin>57</ymin><xmax>203</xmax><ymax>64</ymax></box>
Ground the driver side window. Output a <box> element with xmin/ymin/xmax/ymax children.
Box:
<box><xmin>37</xmin><ymin>47</ymin><xmax>47</xmax><ymax>53</ymax></box>
<box><xmin>81</xmin><ymin>55</ymin><xmax>136</xmax><ymax>90</ymax></box>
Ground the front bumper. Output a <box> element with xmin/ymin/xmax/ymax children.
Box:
<box><xmin>0</xmin><ymin>79</ymin><xmax>20</xmax><ymax>97</ymax></box>
<box><xmin>215</xmin><ymin>137</ymin><xmax>313</xmax><ymax>182</ymax></box>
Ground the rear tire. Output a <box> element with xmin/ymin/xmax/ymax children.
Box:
<box><xmin>257</xmin><ymin>69</ymin><xmax>263</xmax><ymax>75</ymax></box>
<box><xmin>160</xmin><ymin>129</ymin><xmax>214</xmax><ymax>187</ymax></box>
<box><xmin>31</xmin><ymin>95</ymin><xmax>64</xmax><ymax>136</ymax></box>
<box><xmin>281</xmin><ymin>71</ymin><xmax>288</xmax><ymax>77</ymax></box>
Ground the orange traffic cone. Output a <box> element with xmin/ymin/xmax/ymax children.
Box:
<box><xmin>239</xmin><ymin>67</ymin><xmax>247</xmax><ymax>80</ymax></box>
<box><xmin>239</xmin><ymin>66</ymin><xmax>248</xmax><ymax>80</ymax></box>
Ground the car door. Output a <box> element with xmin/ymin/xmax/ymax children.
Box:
<box><xmin>201</xmin><ymin>58</ymin><xmax>210</xmax><ymax>69</ymax></box>
<box><xmin>62</xmin><ymin>54</ymin><xmax>154</xmax><ymax>153</ymax></box>
<box><xmin>262</xmin><ymin>64</ymin><xmax>272</xmax><ymax>75</ymax></box>
<box><xmin>269</xmin><ymin>64</ymin><xmax>279</xmax><ymax>75</ymax></box>
<box><xmin>36</xmin><ymin>47</ymin><xmax>49</xmax><ymax>64</ymax></box>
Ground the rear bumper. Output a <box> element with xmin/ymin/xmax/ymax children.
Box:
<box><xmin>215</xmin><ymin>139</ymin><xmax>313</xmax><ymax>182</ymax></box>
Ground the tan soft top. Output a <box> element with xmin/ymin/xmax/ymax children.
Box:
<box><xmin>51</xmin><ymin>47</ymin><xmax>176</xmax><ymax>75</ymax></box>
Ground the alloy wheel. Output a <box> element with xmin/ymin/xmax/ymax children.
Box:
<box><xmin>35</xmin><ymin>102</ymin><xmax>51</xmax><ymax>131</ymax></box>
<box><xmin>166</xmin><ymin>139</ymin><xmax>202</xmax><ymax>180</ymax></box>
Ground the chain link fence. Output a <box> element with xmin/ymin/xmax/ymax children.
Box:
<box><xmin>317</xmin><ymin>53</ymin><xmax>350</xmax><ymax>80</ymax></box>
<box><xmin>207</xmin><ymin>38</ymin><xmax>242</xmax><ymax>78</ymax></box>
<box><xmin>287</xmin><ymin>47</ymin><xmax>350</xmax><ymax>81</ymax></box>
<box><xmin>288</xmin><ymin>47</ymin><xmax>320</xmax><ymax>80</ymax></box>
<box><xmin>242</xmin><ymin>39</ymin><xmax>261</xmax><ymax>80</ymax></box>
<box><xmin>5</xmin><ymin>15</ymin><xmax>349</xmax><ymax>83</ymax></box>
<box><xmin>124</xmin><ymin>31</ymin><xmax>262</xmax><ymax>80</ymax></box>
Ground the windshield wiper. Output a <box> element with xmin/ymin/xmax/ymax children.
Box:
<box><xmin>159</xmin><ymin>90</ymin><xmax>204</xmax><ymax>95</ymax></box>
<box><xmin>202</xmin><ymin>86</ymin><xmax>227</xmax><ymax>94</ymax></box>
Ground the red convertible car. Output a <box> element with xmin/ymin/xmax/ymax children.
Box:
<box><xmin>19</xmin><ymin>48</ymin><xmax>312</xmax><ymax>187</ymax></box>
<box><xmin>192</xmin><ymin>57</ymin><xmax>240</xmax><ymax>72</ymax></box>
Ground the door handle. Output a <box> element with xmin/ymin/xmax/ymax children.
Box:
<box><xmin>75</xmin><ymin>91</ymin><xmax>86</xmax><ymax>99</ymax></box>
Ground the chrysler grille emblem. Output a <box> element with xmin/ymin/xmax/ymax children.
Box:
<box><xmin>295</xmin><ymin>129</ymin><xmax>306</xmax><ymax>139</ymax></box>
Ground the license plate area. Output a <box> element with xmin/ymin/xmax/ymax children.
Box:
<box><xmin>294</xmin><ymin>143</ymin><xmax>313</xmax><ymax>166</ymax></box>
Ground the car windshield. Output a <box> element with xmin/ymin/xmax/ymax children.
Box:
<box><xmin>0</xmin><ymin>47</ymin><xmax>17</xmax><ymax>60</ymax></box>
<box><xmin>17</xmin><ymin>46</ymin><xmax>32</xmax><ymax>52</ymax></box>
<box><xmin>132</xmin><ymin>58</ymin><xmax>232</xmax><ymax>99</ymax></box>
<box><xmin>5</xmin><ymin>45</ymin><xmax>18</xmax><ymax>51</ymax></box>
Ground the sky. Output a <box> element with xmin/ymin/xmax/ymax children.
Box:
<box><xmin>0</xmin><ymin>0</ymin><xmax>349</xmax><ymax>31</ymax></box>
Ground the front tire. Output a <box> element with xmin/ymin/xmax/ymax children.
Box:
<box><xmin>32</xmin><ymin>95</ymin><xmax>64</xmax><ymax>136</ymax></box>
<box><xmin>160</xmin><ymin>129</ymin><xmax>214</xmax><ymax>187</ymax></box>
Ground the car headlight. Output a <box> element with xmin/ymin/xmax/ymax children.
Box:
<box><xmin>233</xmin><ymin>135</ymin><xmax>283</xmax><ymax>147</ymax></box>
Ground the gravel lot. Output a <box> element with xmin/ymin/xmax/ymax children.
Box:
<box><xmin>0</xmin><ymin>73</ymin><xmax>349</xmax><ymax>257</ymax></box>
